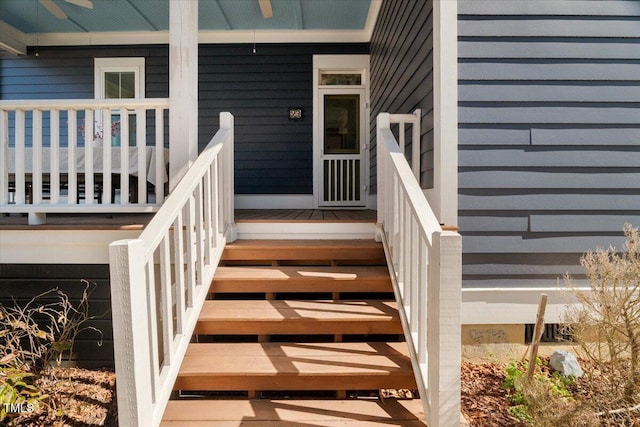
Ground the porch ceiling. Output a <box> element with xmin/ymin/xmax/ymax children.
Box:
<box><xmin>0</xmin><ymin>0</ymin><xmax>380</xmax><ymax>54</ymax></box>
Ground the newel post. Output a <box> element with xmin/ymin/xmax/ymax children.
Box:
<box><xmin>219</xmin><ymin>112</ymin><xmax>237</xmax><ymax>241</ymax></box>
<box><xmin>427</xmin><ymin>230</ymin><xmax>462</xmax><ymax>427</ymax></box>
<box><xmin>109</xmin><ymin>239</ymin><xmax>153</xmax><ymax>427</ymax></box>
<box><xmin>376</xmin><ymin>113</ymin><xmax>391</xmax><ymax>236</ymax></box>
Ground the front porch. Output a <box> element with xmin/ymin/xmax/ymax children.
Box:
<box><xmin>0</xmin><ymin>110</ymin><xmax>463</xmax><ymax>426</ymax></box>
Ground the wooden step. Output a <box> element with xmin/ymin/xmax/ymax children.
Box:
<box><xmin>161</xmin><ymin>398</ymin><xmax>427</xmax><ymax>426</ymax></box>
<box><xmin>174</xmin><ymin>342</ymin><xmax>416</xmax><ymax>391</ymax></box>
<box><xmin>211</xmin><ymin>266</ymin><xmax>391</xmax><ymax>294</ymax></box>
<box><xmin>195</xmin><ymin>300</ymin><xmax>402</xmax><ymax>336</ymax></box>
<box><xmin>221</xmin><ymin>239</ymin><xmax>385</xmax><ymax>262</ymax></box>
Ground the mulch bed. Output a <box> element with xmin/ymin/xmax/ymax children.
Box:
<box><xmin>461</xmin><ymin>359</ymin><xmax>640</xmax><ymax>427</ymax></box>
<box><xmin>7</xmin><ymin>367</ymin><xmax>117</xmax><ymax>427</ymax></box>
<box><xmin>461</xmin><ymin>361</ymin><xmax>528</xmax><ymax>427</ymax></box>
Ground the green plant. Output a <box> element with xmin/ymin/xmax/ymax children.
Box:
<box><xmin>548</xmin><ymin>371</ymin><xmax>575</xmax><ymax>398</ymax></box>
<box><xmin>503</xmin><ymin>359</ymin><xmax>532</xmax><ymax>423</ymax></box>
<box><xmin>502</xmin><ymin>358</ymin><xmax>585</xmax><ymax>426</ymax></box>
<box><xmin>507</xmin><ymin>404</ymin><xmax>534</xmax><ymax>425</ymax></box>
<box><xmin>0</xmin><ymin>367</ymin><xmax>46</xmax><ymax>421</ymax></box>
<box><xmin>503</xmin><ymin>359</ymin><xmax>526</xmax><ymax>402</ymax></box>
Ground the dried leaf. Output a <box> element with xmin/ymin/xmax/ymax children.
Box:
<box><xmin>0</xmin><ymin>353</ymin><xmax>17</xmax><ymax>365</ymax></box>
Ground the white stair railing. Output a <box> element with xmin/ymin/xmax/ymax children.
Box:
<box><xmin>108</xmin><ymin>112</ymin><xmax>235</xmax><ymax>427</ymax></box>
<box><xmin>0</xmin><ymin>99</ymin><xmax>170</xmax><ymax>224</ymax></box>
<box><xmin>376</xmin><ymin>112</ymin><xmax>462</xmax><ymax>427</ymax></box>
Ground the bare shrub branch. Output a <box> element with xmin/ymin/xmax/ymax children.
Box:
<box><xmin>565</xmin><ymin>223</ymin><xmax>640</xmax><ymax>421</ymax></box>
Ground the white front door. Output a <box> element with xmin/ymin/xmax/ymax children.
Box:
<box><xmin>318</xmin><ymin>88</ymin><xmax>366</xmax><ymax>207</ymax></box>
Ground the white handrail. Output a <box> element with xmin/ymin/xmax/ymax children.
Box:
<box><xmin>376</xmin><ymin>112</ymin><xmax>462</xmax><ymax>427</ymax></box>
<box><xmin>0</xmin><ymin>98</ymin><xmax>170</xmax><ymax>224</ymax></box>
<box><xmin>108</xmin><ymin>112</ymin><xmax>236</xmax><ymax>427</ymax></box>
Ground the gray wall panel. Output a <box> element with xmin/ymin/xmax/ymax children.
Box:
<box><xmin>530</xmin><ymin>128</ymin><xmax>640</xmax><ymax>145</ymax></box>
<box><xmin>460</xmin><ymin>191</ymin><xmax>640</xmax><ymax>211</ymax></box>
<box><xmin>459</xmin><ymin>40</ymin><xmax>640</xmax><ymax>60</ymax></box>
<box><xmin>463</xmin><ymin>235</ymin><xmax>629</xmax><ymax>254</ymax></box>
<box><xmin>458</xmin><ymin>1</ymin><xmax>640</xmax><ymax>290</ymax></box>
<box><xmin>369</xmin><ymin>0</ymin><xmax>434</xmax><ymax>193</ymax></box>
<box><xmin>459</xmin><ymin>0</ymin><xmax>640</xmax><ymax>16</ymax></box>
<box><xmin>460</xmin><ymin>170</ymin><xmax>639</xmax><ymax>189</ymax></box>
<box><xmin>459</xmin><ymin>105</ymin><xmax>640</xmax><ymax>124</ymax></box>
<box><xmin>459</xmin><ymin>84</ymin><xmax>640</xmax><ymax>102</ymax></box>
<box><xmin>530</xmin><ymin>214</ymin><xmax>640</xmax><ymax>233</ymax></box>
<box><xmin>459</xmin><ymin>19</ymin><xmax>640</xmax><ymax>38</ymax></box>
<box><xmin>459</xmin><ymin>62</ymin><xmax>640</xmax><ymax>81</ymax></box>
<box><xmin>460</xmin><ymin>147</ymin><xmax>640</xmax><ymax>167</ymax></box>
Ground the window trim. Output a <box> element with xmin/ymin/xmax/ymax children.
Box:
<box><xmin>94</xmin><ymin>57</ymin><xmax>145</xmax><ymax>100</ymax></box>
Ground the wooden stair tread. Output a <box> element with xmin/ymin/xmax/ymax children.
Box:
<box><xmin>161</xmin><ymin>399</ymin><xmax>427</xmax><ymax>425</ymax></box>
<box><xmin>214</xmin><ymin>266</ymin><xmax>390</xmax><ymax>281</ymax></box>
<box><xmin>165</xmin><ymin>238</ymin><xmax>423</xmax><ymax>420</ymax></box>
<box><xmin>221</xmin><ymin>239</ymin><xmax>385</xmax><ymax>261</ymax></box>
<box><xmin>181</xmin><ymin>342</ymin><xmax>412</xmax><ymax>371</ymax></box>
<box><xmin>175</xmin><ymin>342</ymin><xmax>416</xmax><ymax>390</ymax></box>
<box><xmin>198</xmin><ymin>300</ymin><xmax>399</xmax><ymax>321</ymax></box>
<box><xmin>195</xmin><ymin>300</ymin><xmax>401</xmax><ymax>335</ymax></box>
<box><xmin>212</xmin><ymin>266</ymin><xmax>391</xmax><ymax>293</ymax></box>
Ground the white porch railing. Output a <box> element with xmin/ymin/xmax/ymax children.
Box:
<box><xmin>0</xmin><ymin>99</ymin><xmax>170</xmax><ymax>224</ymax></box>
<box><xmin>376</xmin><ymin>112</ymin><xmax>462</xmax><ymax>427</ymax></box>
<box><xmin>108</xmin><ymin>112</ymin><xmax>235</xmax><ymax>427</ymax></box>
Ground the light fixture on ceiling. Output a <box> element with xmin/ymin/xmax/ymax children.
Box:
<box><xmin>253</xmin><ymin>0</ymin><xmax>273</xmax><ymax>54</ymax></box>
<box><xmin>39</xmin><ymin>0</ymin><xmax>93</xmax><ymax>20</ymax></box>
<box><xmin>258</xmin><ymin>0</ymin><xmax>273</xmax><ymax>19</ymax></box>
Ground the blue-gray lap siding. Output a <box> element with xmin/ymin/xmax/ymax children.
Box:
<box><xmin>369</xmin><ymin>0</ymin><xmax>435</xmax><ymax>194</ymax></box>
<box><xmin>0</xmin><ymin>264</ymin><xmax>113</xmax><ymax>368</ymax></box>
<box><xmin>458</xmin><ymin>0</ymin><xmax>640</xmax><ymax>288</ymax></box>
<box><xmin>0</xmin><ymin>43</ymin><xmax>368</xmax><ymax>194</ymax></box>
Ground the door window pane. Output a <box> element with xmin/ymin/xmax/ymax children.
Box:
<box><xmin>320</xmin><ymin>73</ymin><xmax>362</xmax><ymax>85</ymax></box>
<box><xmin>104</xmin><ymin>72</ymin><xmax>135</xmax><ymax>99</ymax></box>
<box><xmin>324</xmin><ymin>95</ymin><xmax>360</xmax><ymax>154</ymax></box>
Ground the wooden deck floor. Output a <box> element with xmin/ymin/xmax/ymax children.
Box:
<box><xmin>0</xmin><ymin>213</ymin><xmax>155</xmax><ymax>230</ymax></box>
<box><xmin>0</xmin><ymin>210</ymin><xmax>376</xmax><ymax>230</ymax></box>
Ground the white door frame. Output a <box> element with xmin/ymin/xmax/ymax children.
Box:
<box><xmin>318</xmin><ymin>87</ymin><xmax>367</xmax><ymax>207</ymax></box>
<box><xmin>313</xmin><ymin>54</ymin><xmax>370</xmax><ymax>209</ymax></box>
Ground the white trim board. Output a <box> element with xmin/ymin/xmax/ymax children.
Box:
<box><xmin>0</xmin><ymin>20</ymin><xmax>26</xmax><ymax>55</ymax></box>
<box><xmin>430</xmin><ymin>0</ymin><xmax>458</xmax><ymax>227</ymax></box>
<box><xmin>0</xmin><ymin>229</ymin><xmax>141</xmax><ymax>264</ymax></box>
<box><xmin>461</xmin><ymin>287</ymin><xmax>584</xmax><ymax>325</ymax></box>
<box><xmin>21</xmin><ymin>29</ymin><xmax>373</xmax><ymax>48</ymax></box>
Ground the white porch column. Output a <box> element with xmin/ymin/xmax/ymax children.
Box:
<box><xmin>169</xmin><ymin>0</ymin><xmax>199</xmax><ymax>189</ymax></box>
<box><xmin>431</xmin><ymin>0</ymin><xmax>458</xmax><ymax>227</ymax></box>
